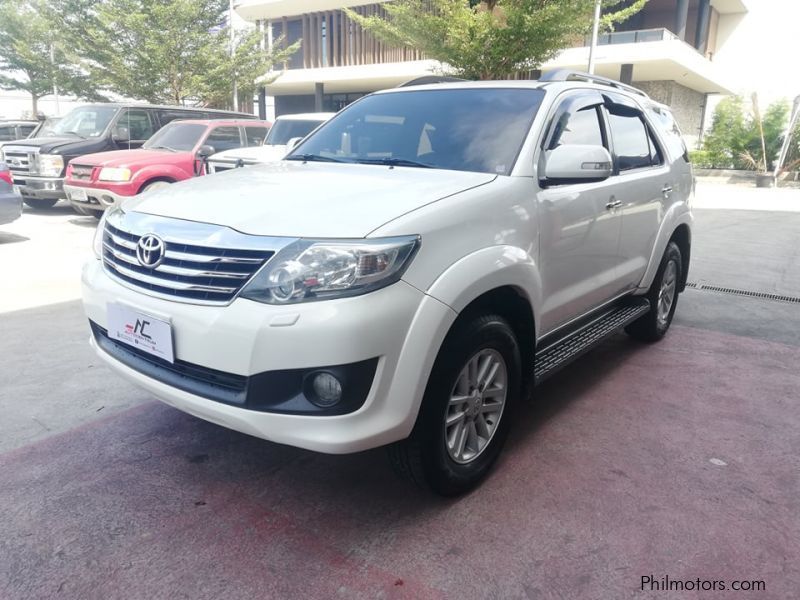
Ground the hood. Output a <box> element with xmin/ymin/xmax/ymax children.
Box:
<box><xmin>6</xmin><ymin>135</ymin><xmax>110</xmax><ymax>157</ymax></box>
<box><xmin>126</xmin><ymin>161</ymin><xmax>496</xmax><ymax>238</ymax></box>
<box><xmin>71</xmin><ymin>148</ymin><xmax>189</xmax><ymax>168</ymax></box>
<box><xmin>212</xmin><ymin>144</ymin><xmax>288</xmax><ymax>163</ymax></box>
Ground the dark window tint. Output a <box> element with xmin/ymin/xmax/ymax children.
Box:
<box><xmin>290</xmin><ymin>88</ymin><xmax>545</xmax><ymax>175</ymax></box>
<box><xmin>144</xmin><ymin>123</ymin><xmax>207</xmax><ymax>152</ymax></box>
<box><xmin>245</xmin><ymin>125</ymin><xmax>270</xmax><ymax>146</ymax></box>
<box><xmin>265</xmin><ymin>119</ymin><xmax>325</xmax><ymax>145</ymax></box>
<box><xmin>19</xmin><ymin>124</ymin><xmax>36</xmax><ymax>137</ymax></box>
<box><xmin>608</xmin><ymin>111</ymin><xmax>652</xmax><ymax>171</ymax></box>
<box><xmin>117</xmin><ymin>109</ymin><xmax>155</xmax><ymax>141</ymax></box>
<box><xmin>158</xmin><ymin>110</ymin><xmax>190</xmax><ymax>126</ymax></box>
<box><xmin>549</xmin><ymin>106</ymin><xmax>604</xmax><ymax>149</ymax></box>
<box><xmin>204</xmin><ymin>126</ymin><xmax>243</xmax><ymax>153</ymax></box>
<box><xmin>0</xmin><ymin>125</ymin><xmax>16</xmax><ymax>141</ymax></box>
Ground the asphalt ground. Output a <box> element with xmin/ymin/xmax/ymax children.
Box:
<box><xmin>1</xmin><ymin>184</ymin><xmax>799</xmax><ymax>599</ymax></box>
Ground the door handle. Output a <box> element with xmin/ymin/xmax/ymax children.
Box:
<box><xmin>662</xmin><ymin>185</ymin><xmax>673</xmax><ymax>197</ymax></box>
<box><xmin>605</xmin><ymin>199</ymin><xmax>623</xmax><ymax>210</ymax></box>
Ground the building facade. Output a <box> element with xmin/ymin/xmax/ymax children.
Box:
<box><xmin>235</xmin><ymin>0</ymin><xmax>749</xmax><ymax>145</ymax></box>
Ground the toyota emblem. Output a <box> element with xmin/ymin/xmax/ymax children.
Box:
<box><xmin>136</xmin><ymin>234</ymin><xmax>165</xmax><ymax>268</ymax></box>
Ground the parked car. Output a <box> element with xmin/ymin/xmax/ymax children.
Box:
<box><xmin>64</xmin><ymin>119</ymin><xmax>270</xmax><ymax>217</ymax></box>
<box><xmin>0</xmin><ymin>120</ymin><xmax>38</xmax><ymax>143</ymax></box>
<box><xmin>0</xmin><ymin>161</ymin><xmax>22</xmax><ymax>226</ymax></box>
<box><xmin>1</xmin><ymin>103</ymin><xmax>256</xmax><ymax>210</ymax></box>
<box><xmin>83</xmin><ymin>72</ymin><xmax>693</xmax><ymax>495</ymax></box>
<box><xmin>207</xmin><ymin>113</ymin><xmax>335</xmax><ymax>173</ymax></box>
<box><xmin>0</xmin><ymin>116</ymin><xmax>63</xmax><ymax>156</ymax></box>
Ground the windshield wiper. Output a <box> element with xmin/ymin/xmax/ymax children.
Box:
<box><xmin>285</xmin><ymin>153</ymin><xmax>349</xmax><ymax>164</ymax></box>
<box><xmin>61</xmin><ymin>130</ymin><xmax>86</xmax><ymax>139</ymax></box>
<box><xmin>356</xmin><ymin>157</ymin><xmax>434</xmax><ymax>169</ymax></box>
<box><xmin>148</xmin><ymin>145</ymin><xmax>178</xmax><ymax>152</ymax></box>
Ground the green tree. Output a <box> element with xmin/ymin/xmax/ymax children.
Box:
<box><xmin>345</xmin><ymin>0</ymin><xmax>647</xmax><ymax>80</ymax></box>
<box><xmin>0</xmin><ymin>0</ymin><xmax>100</xmax><ymax>115</ymax></box>
<box><xmin>702</xmin><ymin>96</ymin><xmax>748</xmax><ymax>168</ymax></box>
<box><xmin>67</xmin><ymin>0</ymin><xmax>298</xmax><ymax>108</ymax></box>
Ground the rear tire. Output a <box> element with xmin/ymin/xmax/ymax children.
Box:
<box><xmin>625</xmin><ymin>241</ymin><xmax>682</xmax><ymax>342</ymax></box>
<box><xmin>388</xmin><ymin>313</ymin><xmax>521</xmax><ymax>496</ymax></box>
<box><xmin>23</xmin><ymin>198</ymin><xmax>58</xmax><ymax>210</ymax></box>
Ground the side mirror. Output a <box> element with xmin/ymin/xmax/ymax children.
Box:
<box><xmin>543</xmin><ymin>144</ymin><xmax>613</xmax><ymax>184</ymax></box>
<box><xmin>112</xmin><ymin>126</ymin><xmax>130</xmax><ymax>143</ymax></box>
<box><xmin>286</xmin><ymin>137</ymin><xmax>303</xmax><ymax>150</ymax></box>
<box><xmin>196</xmin><ymin>144</ymin><xmax>216</xmax><ymax>159</ymax></box>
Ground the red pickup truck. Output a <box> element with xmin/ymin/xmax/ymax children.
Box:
<box><xmin>64</xmin><ymin>119</ymin><xmax>270</xmax><ymax>216</ymax></box>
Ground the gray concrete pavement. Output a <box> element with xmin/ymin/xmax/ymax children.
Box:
<box><xmin>1</xmin><ymin>183</ymin><xmax>799</xmax><ymax>599</ymax></box>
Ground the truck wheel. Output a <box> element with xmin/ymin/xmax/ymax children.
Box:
<box><xmin>388</xmin><ymin>313</ymin><xmax>521</xmax><ymax>496</ymax></box>
<box><xmin>23</xmin><ymin>198</ymin><xmax>58</xmax><ymax>210</ymax></box>
<box><xmin>625</xmin><ymin>241</ymin><xmax>683</xmax><ymax>343</ymax></box>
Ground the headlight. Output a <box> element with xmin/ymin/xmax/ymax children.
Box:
<box><xmin>98</xmin><ymin>167</ymin><xmax>132</xmax><ymax>182</ymax></box>
<box><xmin>240</xmin><ymin>236</ymin><xmax>420</xmax><ymax>304</ymax></box>
<box><xmin>92</xmin><ymin>206</ymin><xmax>121</xmax><ymax>258</ymax></box>
<box><xmin>38</xmin><ymin>154</ymin><xmax>64</xmax><ymax>177</ymax></box>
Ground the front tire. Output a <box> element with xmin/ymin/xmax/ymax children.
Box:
<box><xmin>625</xmin><ymin>241</ymin><xmax>683</xmax><ymax>342</ymax></box>
<box><xmin>23</xmin><ymin>198</ymin><xmax>58</xmax><ymax>210</ymax></box>
<box><xmin>388</xmin><ymin>313</ymin><xmax>521</xmax><ymax>496</ymax></box>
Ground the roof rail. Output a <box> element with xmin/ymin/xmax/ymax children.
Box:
<box><xmin>539</xmin><ymin>69</ymin><xmax>648</xmax><ymax>98</ymax></box>
<box><xmin>397</xmin><ymin>75</ymin><xmax>467</xmax><ymax>87</ymax></box>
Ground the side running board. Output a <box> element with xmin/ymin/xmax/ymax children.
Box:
<box><xmin>534</xmin><ymin>298</ymin><xmax>650</xmax><ymax>384</ymax></box>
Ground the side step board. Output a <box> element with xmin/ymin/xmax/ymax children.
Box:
<box><xmin>534</xmin><ymin>298</ymin><xmax>650</xmax><ymax>384</ymax></box>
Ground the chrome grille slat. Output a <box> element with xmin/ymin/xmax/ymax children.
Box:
<box><xmin>101</xmin><ymin>221</ymin><xmax>275</xmax><ymax>304</ymax></box>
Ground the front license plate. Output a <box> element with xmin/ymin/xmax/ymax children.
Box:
<box><xmin>107</xmin><ymin>303</ymin><xmax>175</xmax><ymax>363</ymax></box>
<box><xmin>68</xmin><ymin>188</ymin><xmax>88</xmax><ymax>202</ymax></box>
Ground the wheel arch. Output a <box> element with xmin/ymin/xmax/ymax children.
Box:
<box><xmin>136</xmin><ymin>176</ymin><xmax>177</xmax><ymax>194</ymax></box>
<box><xmin>669</xmin><ymin>223</ymin><xmax>691</xmax><ymax>292</ymax></box>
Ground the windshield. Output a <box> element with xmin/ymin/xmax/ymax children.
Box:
<box><xmin>265</xmin><ymin>119</ymin><xmax>325</xmax><ymax>146</ymax></box>
<box><xmin>288</xmin><ymin>88</ymin><xmax>544</xmax><ymax>175</ymax></box>
<box><xmin>143</xmin><ymin>122</ymin><xmax>207</xmax><ymax>152</ymax></box>
<box><xmin>34</xmin><ymin>118</ymin><xmax>61</xmax><ymax>138</ymax></box>
<box><xmin>52</xmin><ymin>106</ymin><xmax>118</xmax><ymax>138</ymax></box>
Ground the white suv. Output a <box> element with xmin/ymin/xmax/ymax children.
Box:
<box><xmin>83</xmin><ymin>72</ymin><xmax>693</xmax><ymax>495</ymax></box>
<box><xmin>206</xmin><ymin>112</ymin><xmax>336</xmax><ymax>174</ymax></box>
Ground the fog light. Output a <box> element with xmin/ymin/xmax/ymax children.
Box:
<box><xmin>309</xmin><ymin>372</ymin><xmax>342</xmax><ymax>407</ymax></box>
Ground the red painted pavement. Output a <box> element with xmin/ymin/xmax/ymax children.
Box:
<box><xmin>1</xmin><ymin>325</ymin><xmax>798</xmax><ymax>599</ymax></box>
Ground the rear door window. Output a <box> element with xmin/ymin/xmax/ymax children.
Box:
<box><xmin>116</xmin><ymin>109</ymin><xmax>156</xmax><ymax>142</ymax></box>
<box><xmin>607</xmin><ymin>109</ymin><xmax>656</xmax><ymax>171</ymax></box>
<box><xmin>204</xmin><ymin>126</ymin><xmax>243</xmax><ymax>153</ymax></box>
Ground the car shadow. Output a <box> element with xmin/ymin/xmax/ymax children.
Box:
<box><xmin>0</xmin><ymin>231</ymin><xmax>29</xmax><ymax>244</ymax></box>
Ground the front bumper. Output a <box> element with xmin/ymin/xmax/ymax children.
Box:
<box><xmin>14</xmin><ymin>176</ymin><xmax>65</xmax><ymax>200</ymax></box>
<box><xmin>0</xmin><ymin>187</ymin><xmax>23</xmax><ymax>225</ymax></box>
<box><xmin>64</xmin><ymin>183</ymin><xmax>131</xmax><ymax>213</ymax></box>
<box><xmin>82</xmin><ymin>259</ymin><xmax>457</xmax><ymax>454</ymax></box>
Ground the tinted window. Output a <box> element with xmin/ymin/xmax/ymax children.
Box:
<box><xmin>19</xmin><ymin>124</ymin><xmax>36</xmax><ymax>137</ymax></box>
<box><xmin>144</xmin><ymin>122</ymin><xmax>207</xmax><ymax>152</ymax></box>
<box><xmin>204</xmin><ymin>126</ymin><xmax>243</xmax><ymax>152</ymax></box>
<box><xmin>265</xmin><ymin>119</ymin><xmax>325</xmax><ymax>145</ymax></box>
<box><xmin>648</xmin><ymin>106</ymin><xmax>687</xmax><ymax>161</ymax></box>
<box><xmin>245</xmin><ymin>125</ymin><xmax>270</xmax><ymax>146</ymax></box>
<box><xmin>158</xmin><ymin>110</ymin><xmax>191</xmax><ymax>127</ymax></box>
<box><xmin>53</xmin><ymin>106</ymin><xmax>118</xmax><ymax>138</ymax></box>
<box><xmin>548</xmin><ymin>106</ymin><xmax>604</xmax><ymax>149</ymax></box>
<box><xmin>0</xmin><ymin>125</ymin><xmax>16</xmax><ymax>141</ymax></box>
<box><xmin>290</xmin><ymin>89</ymin><xmax>545</xmax><ymax>175</ymax></box>
<box><xmin>608</xmin><ymin>111</ymin><xmax>652</xmax><ymax>171</ymax></box>
<box><xmin>116</xmin><ymin>109</ymin><xmax>155</xmax><ymax>141</ymax></box>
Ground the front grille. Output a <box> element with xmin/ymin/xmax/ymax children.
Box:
<box><xmin>70</xmin><ymin>164</ymin><xmax>94</xmax><ymax>181</ymax></box>
<box><xmin>3</xmin><ymin>147</ymin><xmax>35</xmax><ymax>182</ymax></box>
<box><xmin>102</xmin><ymin>221</ymin><xmax>274</xmax><ymax>304</ymax></box>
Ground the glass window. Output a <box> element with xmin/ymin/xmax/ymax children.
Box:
<box><xmin>245</xmin><ymin>125</ymin><xmax>270</xmax><ymax>146</ymax></box>
<box><xmin>0</xmin><ymin>125</ymin><xmax>16</xmax><ymax>141</ymax></box>
<box><xmin>204</xmin><ymin>126</ymin><xmax>243</xmax><ymax>153</ymax></box>
<box><xmin>647</xmin><ymin>106</ymin><xmax>687</xmax><ymax>161</ymax></box>
<box><xmin>289</xmin><ymin>88</ymin><xmax>545</xmax><ymax>175</ymax></box>
<box><xmin>19</xmin><ymin>124</ymin><xmax>36</xmax><ymax>138</ymax></box>
<box><xmin>143</xmin><ymin>122</ymin><xmax>207</xmax><ymax>152</ymax></box>
<box><xmin>265</xmin><ymin>119</ymin><xmax>325</xmax><ymax>145</ymax></box>
<box><xmin>116</xmin><ymin>109</ymin><xmax>155</xmax><ymax>141</ymax></box>
<box><xmin>608</xmin><ymin>111</ymin><xmax>652</xmax><ymax>171</ymax></box>
<box><xmin>158</xmin><ymin>110</ymin><xmax>192</xmax><ymax>127</ymax></box>
<box><xmin>51</xmin><ymin>106</ymin><xmax>119</xmax><ymax>138</ymax></box>
<box><xmin>548</xmin><ymin>106</ymin><xmax>604</xmax><ymax>149</ymax></box>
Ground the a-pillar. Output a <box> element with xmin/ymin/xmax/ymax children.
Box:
<box><xmin>620</xmin><ymin>64</ymin><xmax>634</xmax><ymax>85</ymax></box>
<box><xmin>314</xmin><ymin>82</ymin><xmax>324</xmax><ymax>112</ymax></box>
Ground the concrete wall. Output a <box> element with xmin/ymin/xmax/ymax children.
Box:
<box><xmin>638</xmin><ymin>80</ymin><xmax>706</xmax><ymax>147</ymax></box>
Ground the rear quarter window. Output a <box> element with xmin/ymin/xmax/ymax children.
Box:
<box><xmin>647</xmin><ymin>106</ymin><xmax>688</xmax><ymax>161</ymax></box>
